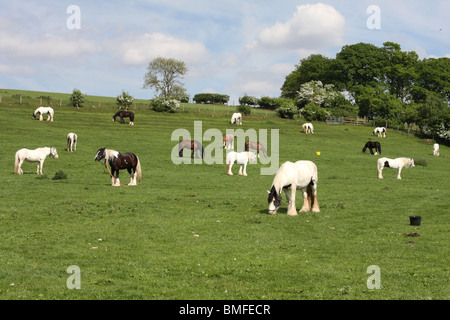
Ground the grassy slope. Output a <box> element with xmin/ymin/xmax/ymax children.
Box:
<box><xmin>0</xmin><ymin>89</ymin><xmax>448</xmax><ymax>299</ymax></box>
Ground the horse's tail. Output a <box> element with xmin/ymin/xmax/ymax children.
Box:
<box><xmin>67</xmin><ymin>135</ymin><xmax>71</xmax><ymax>150</ymax></box>
<box><xmin>14</xmin><ymin>151</ymin><xmax>20</xmax><ymax>174</ymax></box>
<box><xmin>378</xmin><ymin>144</ymin><xmax>381</xmax><ymax>154</ymax></box>
<box><xmin>135</xmin><ymin>156</ymin><xmax>142</xmax><ymax>183</ymax></box>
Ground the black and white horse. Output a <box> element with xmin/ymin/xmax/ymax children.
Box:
<box><xmin>372</xmin><ymin>127</ymin><xmax>386</xmax><ymax>138</ymax></box>
<box><xmin>94</xmin><ymin>148</ymin><xmax>142</xmax><ymax>186</ymax></box>
<box><xmin>362</xmin><ymin>141</ymin><xmax>381</xmax><ymax>155</ymax></box>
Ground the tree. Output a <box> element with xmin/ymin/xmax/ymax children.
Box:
<box><xmin>143</xmin><ymin>57</ymin><xmax>188</xmax><ymax>98</ymax></box>
<box><xmin>69</xmin><ymin>88</ymin><xmax>86</xmax><ymax>108</ymax></box>
<box><xmin>116</xmin><ymin>90</ymin><xmax>134</xmax><ymax>110</ymax></box>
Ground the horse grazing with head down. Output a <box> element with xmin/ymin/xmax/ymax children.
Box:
<box><xmin>112</xmin><ymin>111</ymin><xmax>134</xmax><ymax>125</ymax></box>
<box><xmin>362</xmin><ymin>141</ymin><xmax>381</xmax><ymax>155</ymax></box>
<box><xmin>377</xmin><ymin>157</ymin><xmax>415</xmax><ymax>179</ymax></box>
<box><xmin>14</xmin><ymin>147</ymin><xmax>59</xmax><ymax>175</ymax></box>
<box><xmin>94</xmin><ymin>148</ymin><xmax>142</xmax><ymax>186</ymax></box>
<box><xmin>231</xmin><ymin>113</ymin><xmax>242</xmax><ymax>125</ymax></box>
<box><xmin>267</xmin><ymin>160</ymin><xmax>320</xmax><ymax>216</ymax></box>
<box><xmin>178</xmin><ymin>140</ymin><xmax>204</xmax><ymax>159</ymax></box>
<box><xmin>245</xmin><ymin>141</ymin><xmax>268</xmax><ymax>158</ymax></box>
<box><xmin>372</xmin><ymin>127</ymin><xmax>386</xmax><ymax>137</ymax></box>
<box><xmin>226</xmin><ymin>151</ymin><xmax>257</xmax><ymax>176</ymax></box>
<box><xmin>33</xmin><ymin>107</ymin><xmax>54</xmax><ymax>122</ymax></box>
<box><xmin>302</xmin><ymin>123</ymin><xmax>314</xmax><ymax>134</ymax></box>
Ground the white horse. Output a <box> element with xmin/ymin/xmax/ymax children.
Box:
<box><xmin>226</xmin><ymin>151</ymin><xmax>256</xmax><ymax>176</ymax></box>
<box><xmin>67</xmin><ymin>133</ymin><xmax>77</xmax><ymax>152</ymax></box>
<box><xmin>302</xmin><ymin>123</ymin><xmax>314</xmax><ymax>134</ymax></box>
<box><xmin>223</xmin><ymin>133</ymin><xmax>234</xmax><ymax>150</ymax></box>
<box><xmin>377</xmin><ymin>157</ymin><xmax>415</xmax><ymax>179</ymax></box>
<box><xmin>372</xmin><ymin>127</ymin><xmax>386</xmax><ymax>137</ymax></box>
<box><xmin>267</xmin><ymin>161</ymin><xmax>320</xmax><ymax>216</ymax></box>
<box><xmin>14</xmin><ymin>147</ymin><xmax>59</xmax><ymax>175</ymax></box>
<box><xmin>433</xmin><ymin>143</ymin><xmax>439</xmax><ymax>156</ymax></box>
<box><xmin>33</xmin><ymin>107</ymin><xmax>54</xmax><ymax>122</ymax></box>
<box><xmin>231</xmin><ymin>112</ymin><xmax>242</xmax><ymax>125</ymax></box>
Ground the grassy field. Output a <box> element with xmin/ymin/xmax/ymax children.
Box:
<box><xmin>0</xmin><ymin>89</ymin><xmax>449</xmax><ymax>300</ymax></box>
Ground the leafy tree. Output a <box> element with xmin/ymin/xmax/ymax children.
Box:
<box><xmin>414</xmin><ymin>57</ymin><xmax>450</xmax><ymax>103</ymax></box>
<box><xmin>116</xmin><ymin>90</ymin><xmax>134</xmax><ymax>110</ymax></box>
<box><xmin>69</xmin><ymin>88</ymin><xmax>86</xmax><ymax>108</ymax></box>
<box><xmin>239</xmin><ymin>95</ymin><xmax>259</xmax><ymax>106</ymax></box>
<box><xmin>143</xmin><ymin>57</ymin><xmax>188</xmax><ymax>98</ymax></box>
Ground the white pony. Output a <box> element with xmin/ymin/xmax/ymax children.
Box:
<box><xmin>226</xmin><ymin>151</ymin><xmax>257</xmax><ymax>176</ymax></box>
<box><xmin>223</xmin><ymin>133</ymin><xmax>234</xmax><ymax>150</ymax></box>
<box><xmin>377</xmin><ymin>157</ymin><xmax>415</xmax><ymax>179</ymax></box>
<box><xmin>33</xmin><ymin>107</ymin><xmax>54</xmax><ymax>122</ymax></box>
<box><xmin>433</xmin><ymin>143</ymin><xmax>439</xmax><ymax>156</ymax></box>
<box><xmin>302</xmin><ymin>123</ymin><xmax>314</xmax><ymax>134</ymax></box>
<box><xmin>267</xmin><ymin>161</ymin><xmax>320</xmax><ymax>215</ymax></box>
<box><xmin>372</xmin><ymin>127</ymin><xmax>386</xmax><ymax>137</ymax></box>
<box><xmin>14</xmin><ymin>147</ymin><xmax>59</xmax><ymax>175</ymax></box>
<box><xmin>231</xmin><ymin>112</ymin><xmax>242</xmax><ymax>125</ymax></box>
<box><xmin>67</xmin><ymin>133</ymin><xmax>77</xmax><ymax>152</ymax></box>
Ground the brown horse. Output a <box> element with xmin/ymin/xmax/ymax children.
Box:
<box><xmin>112</xmin><ymin>111</ymin><xmax>134</xmax><ymax>125</ymax></box>
<box><xmin>245</xmin><ymin>141</ymin><xmax>267</xmax><ymax>157</ymax></box>
<box><xmin>178</xmin><ymin>140</ymin><xmax>204</xmax><ymax>158</ymax></box>
<box><xmin>94</xmin><ymin>148</ymin><xmax>142</xmax><ymax>186</ymax></box>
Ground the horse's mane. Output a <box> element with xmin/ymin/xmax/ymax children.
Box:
<box><xmin>104</xmin><ymin>148</ymin><xmax>119</xmax><ymax>162</ymax></box>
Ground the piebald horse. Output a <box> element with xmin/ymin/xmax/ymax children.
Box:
<box><xmin>14</xmin><ymin>147</ymin><xmax>59</xmax><ymax>175</ymax></box>
<box><xmin>377</xmin><ymin>157</ymin><xmax>415</xmax><ymax>179</ymax></box>
<box><xmin>112</xmin><ymin>111</ymin><xmax>135</xmax><ymax>125</ymax></box>
<box><xmin>245</xmin><ymin>141</ymin><xmax>268</xmax><ymax>158</ymax></box>
<box><xmin>231</xmin><ymin>112</ymin><xmax>242</xmax><ymax>125</ymax></box>
<box><xmin>94</xmin><ymin>148</ymin><xmax>142</xmax><ymax>186</ymax></box>
<box><xmin>33</xmin><ymin>107</ymin><xmax>54</xmax><ymax>122</ymax></box>
<box><xmin>362</xmin><ymin>141</ymin><xmax>381</xmax><ymax>155</ymax></box>
<box><xmin>67</xmin><ymin>133</ymin><xmax>77</xmax><ymax>152</ymax></box>
<box><xmin>226</xmin><ymin>151</ymin><xmax>257</xmax><ymax>176</ymax></box>
<box><xmin>302</xmin><ymin>123</ymin><xmax>314</xmax><ymax>134</ymax></box>
<box><xmin>267</xmin><ymin>161</ymin><xmax>320</xmax><ymax>216</ymax></box>
<box><xmin>433</xmin><ymin>143</ymin><xmax>439</xmax><ymax>156</ymax></box>
<box><xmin>372</xmin><ymin>127</ymin><xmax>386</xmax><ymax>137</ymax></box>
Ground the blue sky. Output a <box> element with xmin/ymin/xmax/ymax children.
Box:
<box><xmin>0</xmin><ymin>1</ymin><xmax>449</xmax><ymax>103</ymax></box>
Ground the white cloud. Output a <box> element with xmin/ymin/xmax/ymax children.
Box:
<box><xmin>250</xmin><ymin>3</ymin><xmax>345</xmax><ymax>51</ymax></box>
<box><xmin>113</xmin><ymin>32</ymin><xmax>212</xmax><ymax>66</ymax></box>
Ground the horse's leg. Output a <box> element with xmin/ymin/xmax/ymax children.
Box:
<box><xmin>46</xmin><ymin>113</ymin><xmax>50</xmax><ymax>121</ymax></box>
<box><xmin>377</xmin><ymin>164</ymin><xmax>383</xmax><ymax>179</ymax></box>
<box><xmin>18</xmin><ymin>158</ymin><xmax>24</xmax><ymax>175</ymax></box>
<box><xmin>397</xmin><ymin>167</ymin><xmax>402</xmax><ymax>179</ymax></box>
<box><xmin>287</xmin><ymin>187</ymin><xmax>298</xmax><ymax>216</ymax></box>
<box><xmin>114</xmin><ymin>171</ymin><xmax>121</xmax><ymax>186</ymax></box>
<box><xmin>127</xmin><ymin>168</ymin><xmax>135</xmax><ymax>186</ymax></box>
<box><xmin>310</xmin><ymin>184</ymin><xmax>320</xmax><ymax>213</ymax></box>
<box><xmin>39</xmin><ymin>114</ymin><xmax>43</xmax><ymax>121</ymax></box>
<box><xmin>369</xmin><ymin>148</ymin><xmax>374</xmax><ymax>155</ymax></box>
<box><xmin>242</xmin><ymin>162</ymin><xmax>248</xmax><ymax>176</ymax></box>
<box><xmin>227</xmin><ymin>161</ymin><xmax>234</xmax><ymax>175</ymax></box>
<box><xmin>299</xmin><ymin>187</ymin><xmax>311</xmax><ymax>213</ymax></box>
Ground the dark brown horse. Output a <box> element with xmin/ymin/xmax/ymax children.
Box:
<box><xmin>112</xmin><ymin>111</ymin><xmax>135</xmax><ymax>125</ymax></box>
<box><xmin>362</xmin><ymin>141</ymin><xmax>381</xmax><ymax>155</ymax></box>
<box><xmin>245</xmin><ymin>141</ymin><xmax>268</xmax><ymax>157</ymax></box>
<box><xmin>94</xmin><ymin>148</ymin><xmax>142</xmax><ymax>186</ymax></box>
<box><xmin>178</xmin><ymin>140</ymin><xmax>204</xmax><ymax>158</ymax></box>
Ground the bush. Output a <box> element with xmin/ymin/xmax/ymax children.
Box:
<box><xmin>276</xmin><ymin>100</ymin><xmax>296</xmax><ymax>119</ymax></box>
<box><xmin>69</xmin><ymin>88</ymin><xmax>86</xmax><ymax>108</ymax></box>
<box><xmin>150</xmin><ymin>97</ymin><xmax>180</xmax><ymax>113</ymax></box>
<box><xmin>239</xmin><ymin>95</ymin><xmax>259</xmax><ymax>106</ymax></box>
<box><xmin>52</xmin><ymin>170</ymin><xmax>68</xmax><ymax>180</ymax></box>
<box><xmin>300</xmin><ymin>103</ymin><xmax>331</xmax><ymax>122</ymax></box>
<box><xmin>236</xmin><ymin>105</ymin><xmax>251</xmax><ymax>116</ymax></box>
<box><xmin>193</xmin><ymin>93</ymin><xmax>229</xmax><ymax>104</ymax></box>
<box><xmin>116</xmin><ymin>90</ymin><xmax>134</xmax><ymax>110</ymax></box>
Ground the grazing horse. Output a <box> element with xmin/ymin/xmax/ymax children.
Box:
<box><xmin>433</xmin><ymin>143</ymin><xmax>439</xmax><ymax>156</ymax></box>
<box><xmin>372</xmin><ymin>127</ymin><xmax>386</xmax><ymax>137</ymax></box>
<box><xmin>377</xmin><ymin>157</ymin><xmax>415</xmax><ymax>179</ymax></box>
<box><xmin>223</xmin><ymin>133</ymin><xmax>234</xmax><ymax>150</ymax></box>
<box><xmin>33</xmin><ymin>107</ymin><xmax>54</xmax><ymax>122</ymax></box>
<box><xmin>302</xmin><ymin>123</ymin><xmax>314</xmax><ymax>134</ymax></box>
<box><xmin>231</xmin><ymin>112</ymin><xmax>242</xmax><ymax>125</ymax></box>
<box><xmin>267</xmin><ymin>161</ymin><xmax>320</xmax><ymax>215</ymax></box>
<box><xmin>245</xmin><ymin>141</ymin><xmax>268</xmax><ymax>158</ymax></box>
<box><xmin>94</xmin><ymin>148</ymin><xmax>142</xmax><ymax>186</ymax></box>
<box><xmin>178</xmin><ymin>140</ymin><xmax>204</xmax><ymax>158</ymax></box>
<box><xmin>112</xmin><ymin>111</ymin><xmax>135</xmax><ymax>125</ymax></box>
<box><xmin>362</xmin><ymin>141</ymin><xmax>381</xmax><ymax>155</ymax></box>
<box><xmin>226</xmin><ymin>151</ymin><xmax>257</xmax><ymax>176</ymax></box>
<box><xmin>14</xmin><ymin>147</ymin><xmax>59</xmax><ymax>175</ymax></box>
<box><xmin>67</xmin><ymin>133</ymin><xmax>77</xmax><ymax>152</ymax></box>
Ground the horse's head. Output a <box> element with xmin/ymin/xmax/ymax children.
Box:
<box><xmin>267</xmin><ymin>185</ymin><xmax>281</xmax><ymax>215</ymax></box>
<box><xmin>50</xmin><ymin>147</ymin><xmax>59</xmax><ymax>159</ymax></box>
<box><xmin>249</xmin><ymin>152</ymin><xmax>257</xmax><ymax>163</ymax></box>
<box><xmin>410</xmin><ymin>159</ymin><xmax>415</xmax><ymax>168</ymax></box>
<box><xmin>94</xmin><ymin>148</ymin><xmax>106</xmax><ymax>162</ymax></box>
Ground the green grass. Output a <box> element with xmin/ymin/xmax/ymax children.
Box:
<box><xmin>0</xmin><ymin>89</ymin><xmax>449</xmax><ymax>300</ymax></box>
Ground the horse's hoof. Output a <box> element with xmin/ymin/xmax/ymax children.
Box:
<box><xmin>312</xmin><ymin>208</ymin><xmax>320</xmax><ymax>213</ymax></box>
<box><xmin>288</xmin><ymin>212</ymin><xmax>298</xmax><ymax>216</ymax></box>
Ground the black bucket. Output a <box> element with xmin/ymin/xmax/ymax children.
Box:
<box><xmin>409</xmin><ymin>216</ymin><xmax>421</xmax><ymax>226</ymax></box>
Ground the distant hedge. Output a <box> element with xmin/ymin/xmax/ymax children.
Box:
<box><xmin>193</xmin><ymin>93</ymin><xmax>229</xmax><ymax>104</ymax></box>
